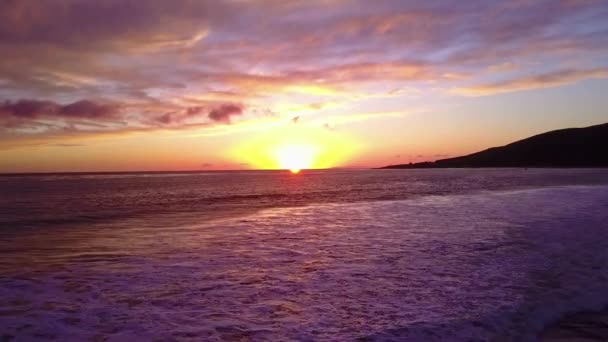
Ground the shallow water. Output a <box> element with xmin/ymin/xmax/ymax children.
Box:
<box><xmin>1</xmin><ymin>169</ymin><xmax>608</xmax><ymax>341</ymax></box>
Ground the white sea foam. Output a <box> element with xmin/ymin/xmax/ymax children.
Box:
<box><xmin>1</xmin><ymin>185</ymin><xmax>607</xmax><ymax>341</ymax></box>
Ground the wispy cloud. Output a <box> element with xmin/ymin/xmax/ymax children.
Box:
<box><xmin>1</xmin><ymin>0</ymin><xmax>607</xmax><ymax>143</ymax></box>
<box><xmin>452</xmin><ymin>68</ymin><xmax>608</xmax><ymax>96</ymax></box>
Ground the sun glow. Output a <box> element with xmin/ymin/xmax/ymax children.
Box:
<box><xmin>274</xmin><ymin>144</ymin><xmax>318</xmax><ymax>173</ymax></box>
<box><xmin>230</xmin><ymin>122</ymin><xmax>360</xmax><ymax>171</ymax></box>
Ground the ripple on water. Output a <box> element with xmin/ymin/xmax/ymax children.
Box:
<box><xmin>0</xmin><ymin>185</ymin><xmax>607</xmax><ymax>341</ymax></box>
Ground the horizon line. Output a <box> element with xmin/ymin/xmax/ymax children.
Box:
<box><xmin>0</xmin><ymin>167</ymin><xmax>372</xmax><ymax>176</ymax></box>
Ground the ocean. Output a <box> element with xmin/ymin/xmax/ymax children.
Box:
<box><xmin>1</xmin><ymin>168</ymin><xmax>608</xmax><ymax>341</ymax></box>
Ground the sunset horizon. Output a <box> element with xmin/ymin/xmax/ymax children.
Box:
<box><xmin>2</xmin><ymin>1</ymin><xmax>608</xmax><ymax>173</ymax></box>
<box><xmin>2</xmin><ymin>1</ymin><xmax>608</xmax><ymax>341</ymax></box>
<box><xmin>2</xmin><ymin>120</ymin><xmax>605</xmax><ymax>173</ymax></box>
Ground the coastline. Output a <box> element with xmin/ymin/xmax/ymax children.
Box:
<box><xmin>540</xmin><ymin>308</ymin><xmax>608</xmax><ymax>341</ymax></box>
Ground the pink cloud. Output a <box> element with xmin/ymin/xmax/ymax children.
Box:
<box><xmin>0</xmin><ymin>0</ymin><xmax>606</xmax><ymax>143</ymax></box>
<box><xmin>452</xmin><ymin>68</ymin><xmax>608</xmax><ymax>96</ymax></box>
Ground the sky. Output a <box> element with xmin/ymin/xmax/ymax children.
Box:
<box><xmin>1</xmin><ymin>0</ymin><xmax>607</xmax><ymax>172</ymax></box>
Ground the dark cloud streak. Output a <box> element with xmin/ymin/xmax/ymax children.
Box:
<box><xmin>0</xmin><ymin>99</ymin><xmax>121</xmax><ymax>120</ymax></box>
<box><xmin>208</xmin><ymin>104</ymin><xmax>243</xmax><ymax>124</ymax></box>
<box><xmin>0</xmin><ymin>98</ymin><xmax>245</xmax><ymax>136</ymax></box>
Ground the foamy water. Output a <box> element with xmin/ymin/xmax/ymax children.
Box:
<box><xmin>1</xmin><ymin>178</ymin><xmax>608</xmax><ymax>340</ymax></box>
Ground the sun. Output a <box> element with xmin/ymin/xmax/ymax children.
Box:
<box><xmin>229</xmin><ymin>123</ymin><xmax>361</xmax><ymax>171</ymax></box>
<box><xmin>274</xmin><ymin>144</ymin><xmax>317</xmax><ymax>173</ymax></box>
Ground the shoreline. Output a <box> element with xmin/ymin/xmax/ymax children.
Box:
<box><xmin>540</xmin><ymin>308</ymin><xmax>608</xmax><ymax>341</ymax></box>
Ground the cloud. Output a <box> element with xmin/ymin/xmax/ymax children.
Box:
<box><xmin>0</xmin><ymin>99</ymin><xmax>122</xmax><ymax>127</ymax></box>
<box><xmin>452</xmin><ymin>68</ymin><xmax>608</xmax><ymax>96</ymax></box>
<box><xmin>60</xmin><ymin>100</ymin><xmax>121</xmax><ymax>119</ymax></box>
<box><xmin>0</xmin><ymin>98</ymin><xmax>245</xmax><ymax>137</ymax></box>
<box><xmin>208</xmin><ymin>104</ymin><xmax>243</xmax><ymax>124</ymax></box>
<box><xmin>0</xmin><ymin>0</ymin><xmax>211</xmax><ymax>50</ymax></box>
<box><xmin>0</xmin><ymin>99</ymin><xmax>59</xmax><ymax>119</ymax></box>
<box><xmin>487</xmin><ymin>62</ymin><xmax>519</xmax><ymax>73</ymax></box>
<box><xmin>49</xmin><ymin>143</ymin><xmax>85</xmax><ymax>147</ymax></box>
<box><xmin>0</xmin><ymin>0</ymin><xmax>607</xmax><ymax>143</ymax></box>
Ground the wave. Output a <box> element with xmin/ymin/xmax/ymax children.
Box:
<box><xmin>1</xmin><ymin>185</ymin><xmax>608</xmax><ymax>340</ymax></box>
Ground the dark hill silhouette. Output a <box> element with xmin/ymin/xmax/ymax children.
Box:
<box><xmin>381</xmin><ymin>123</ymin><xmax>608</xmax><ymax>169</ymax></box>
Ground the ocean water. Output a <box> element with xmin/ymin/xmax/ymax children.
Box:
<box><xmin>1</xmin><ymin>168</ymin><xmax>608</xmax><ymax>341</ymax></box>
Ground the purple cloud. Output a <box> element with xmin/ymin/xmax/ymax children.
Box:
<box><xmin>0</xmin><ymin>0</ymin><xmax>607</xmax><ymax>143</ymax></box>
<box><xmin>0</xmin><ymin>99</ymin><xmax>58</xmax><ymax>119</ymax></box>
<box><xmin>207</xmin><ymin>104</ymin><xmax>243</xmax><ymax>124</ymax></box>
<box><xmin>0</xmin><ymin>98</ymin><xmax>244</xmax><ymax>136</ymax></box>
<box><xmin>0</xmin><ymin>99</ymin><xmax>120</xmax><ymax>120</ymax></box>
<box><xmin>0</xmin><ymin>0</ymin><xmax>211</xmax><ymax>49</ymax></box>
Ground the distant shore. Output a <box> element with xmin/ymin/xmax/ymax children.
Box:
<box><xmin>381</xmin><ymin>122</ymin><xmax>608</xmax><ymax>169</ymax></box>
<box><xmin>379</xmin><ymin>165</ymin><xmax>608</xmax><ymax>169</ymax></box>
<box><xmin>540</xmin><ymin>308</ymin><xmax>608</xmax><ymax>341</ymax></box>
